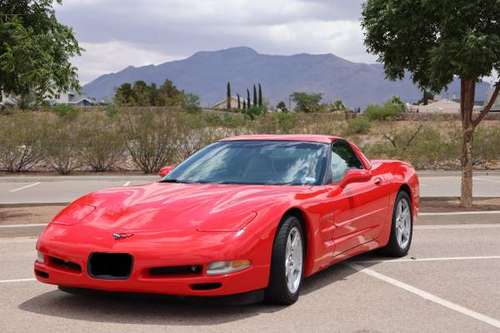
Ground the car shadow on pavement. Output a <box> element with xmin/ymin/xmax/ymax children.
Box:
<box><xmin>18</xmin><ymin>257</ymin><xmax>377</xmax><ymax>325</ymax></box>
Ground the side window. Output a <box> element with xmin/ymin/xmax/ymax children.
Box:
<box><xmin>330</xmin><ymin>140</ymin><xmax>363</xmax><ymax>183</ymax></box>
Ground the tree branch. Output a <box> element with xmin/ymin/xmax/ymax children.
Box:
<box><xmin>473</xmin><ymin>81</ymin><xmax>500</xmax><ymax>128</ymax></box>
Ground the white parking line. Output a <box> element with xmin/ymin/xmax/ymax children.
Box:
<box><xmin>348</xmin><ymin>263</ymin><xmax>500</xmax><ymax>329</ymax></box>
<box><xmin>354</xmin><ymin>255</ymin><xmax>500</xmax><ymax>264</ymax></box>
<box><xmin>415</xmin><ymin>224</ymin><xmax>500</xmax><ymax>230</ymax></box>
<box><xmin>123</xmin><ymin>181</ymin><xmax>131</xmax><ymax>187</ymax></box>
<box><xmin>420</xmin><ymin>211</ymin><xmax>500</xmax><ymax>216</ymax></box>
<box><xmin>0</xmin><ymin>278</ymin><xmax>36</xmax><ymax>284</ymax></box>
<box><xmin>0</xmin><ymin>224</ymin><xmax>47</xmax><ymax>229</ymax></box>
<box><xmin>9</xmin><ymin>182</ymin><xmax>41</xmax><ymax>193</ymax></box>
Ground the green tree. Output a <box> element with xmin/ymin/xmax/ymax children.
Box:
<box><xmin>258</xmin><ymin>83</ymin><xmax>263</xmax><ymax>107</ymax></box>
<box><xmin>362</xmin><ymin>0</ymin><xmax>500</xmax><ymax>207</ymax></box>
<box><xmin>253</xmin><ymin>85</ymin><xmax>258</xmax><ymax>107</ymax></box>
<box><xmin>237</xmin><ymin>94</ymin><xmax>241</xmax><ymax>110</ymax></box>
<box><xmin>290</xmin><ymin>92</ymin><xmax>323</xmax><ymax>113</ymax></box>
<box><xmin>276</xmin><ymin>101</ymin><xmax>288</xmax><ymax>113</ymax></box>
<box><xmin>418</xmin><ymin>90</ymin><xmax>435</xmax><ymax>105</ymax></box>
<box><xmin>114</xmin><ymin>83</ymin><xmax>134</xmax><ymax>105</ymax></box>
<box><xmin>0</xmin><ymin>0</ymin><xmax>82</xmax><ymax>103</ymax></box>
<box><xmin>158</xmin><ymin>79</ymin><xmax>183</xmax><ymax>106</ymax></box>
<box><xmin>332</xmin><ymin>99</ymin><xmax>346</xmax><ymax>111</ymax></box>
<box><xmin>226</xmin><ymin>81</ymin><xmax>231</xmax><ymax>110</ymax></box>
<box><xmin>132</xmin><ymin>81</ymin><xmax>149</xmax><ymax>106</ymax></box>
<box><xmin>247</xmin><ymin>89</ymin><xmax>251</xmax><ymax>108</ymax></box>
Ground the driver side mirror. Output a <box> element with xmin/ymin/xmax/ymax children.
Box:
<box><xmin>159</xmin><ymin>164</ymin><xmax>176</xmax><ymax>178</ymax></box>
<box><xmin>340</xmin><ymin>169</ymin><xmax>371</xmax><ymax>188</ymax></box>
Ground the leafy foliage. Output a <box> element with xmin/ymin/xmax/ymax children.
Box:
<box><xmin>290</xmin><ymin>92</ymin><xmax>323</xmax><ymax>113</ymax></box>
<box><xmin>0</xmin><ymin>0</ymin><xmax>81</xmax><ymax>100</ymax></box>
<box><xmin>114</xmin><ymin>79</ymin><xmax>195</xmax><ymax>107</ymax></box>
<box><xmin>365</xmin><ymin>98</ymin><xmax>404</xmax><ymax>121</ymax></box>
<box><xmin>276</xmin><ymin>101</ymin><xmax>288</xmax><ymax>113</ymax></box>
<box><xmin>361</xmin><ymin>0</ymin><xmax>500</xmax><ymax>92</ymax></box>
<box><xmin>344</xmin><ymin>116</ymin><xmax>371</xmax><ymax>135</ymax></box>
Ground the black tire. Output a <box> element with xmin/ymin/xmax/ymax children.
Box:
<box><xmin>264</xmin><ymin>215</ymin><xmax>305</xmax><ymax>305</ymax></box>
<box><xmin>379</xmin><ymin>191</ymin><xmax>413</xmax><ymax>257</ymax></box>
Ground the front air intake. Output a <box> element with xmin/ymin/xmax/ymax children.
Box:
<box><xmin>88</xmin><ymin>253</ymin><xmax>133</xmax><ymax>280</ymax></box>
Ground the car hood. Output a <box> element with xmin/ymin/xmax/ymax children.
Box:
<box><xmin>53</xmin><ymin>182</ymin><xmax>310</xmax><ymax>232</ymax></box>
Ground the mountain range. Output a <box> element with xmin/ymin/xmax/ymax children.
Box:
<box><xmin>83</xmin><ymin>47</ymin><xmax>491</xmax><ymax>108</ymax></box>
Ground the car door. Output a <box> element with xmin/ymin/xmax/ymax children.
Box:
<box><xmin>329</xmin><ymin>140</ymin><xmax>388</xmax><ymax>255</ymax></box>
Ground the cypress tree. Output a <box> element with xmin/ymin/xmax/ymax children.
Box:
<box><xmin>253</xmin><ymin>84</ymin><xmax>257</xmax><ymax>107</ymax></box>
<box><xmin>247</xmin><ymin>89</ymin><xmax>251</xmax><ymax>107</ymax></box>
<box><xmin>226</xmin><ymin>82</ymin><xmax>231</xmax><ymax>110</ymax></box>
<box><xmin>237</xmin><ymin>94</ymin><xmax>241</xmax><ymax>109</ymax></box>
<box><xmin>258</xmin><ymin>83</ymin><xmax>263</xmax><ymax>107</ymax></box>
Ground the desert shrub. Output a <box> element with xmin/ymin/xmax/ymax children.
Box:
<box><xmin>252</xmin><ymin>113</ymin><xmax>298</xmax><ymax>134</ymax></box>
<box><xmin>365</xmin><ymin>99</ymin><xmax>404</xmax><ymax>121</ymax></box>
<box><xmin>296</xmin><ymin>113</ymin><xmax>344</xmax><ymax>135</ymax></box>
<box><xmin>78</xmin><ymin>113</ymin><xmax>126</xmax><ymax>172</ymax></box>
<box><xmin>104</xmin><ymin>104</ymin><xmax>118</xmax><ymax>118</ymax></box>
<box><xmin>121</xmin><ymin>111</ymin><xmax>179</xmax><ymax>173</ymax></box>
<box><xmin>364</xmin><ymin>123</ymin><xmax>460</xmax><ymax>169</ymax></box>
<box><xmin>0</xmin><ymin>112</ymin><xmax>47</xmax><ymax>172</ymax></box>
<box><xmin>42</xmin><ymin>117</ymin><xmax>84</xmax><ymax>174</ymax></box>
<box><xmin>473</xmin><ymin>125</ymin><xmax>500</xmax><ymax>164</ymax></box>
<box><xmin>51</xmin><ymin>104</ymin><xmax>79</xmax><ymax>120</ymax></box>
<box><xmin>344</xmin><ymin>116</ymin><xmax>371</xmax><ymax>135</ymax></box>
<box><xmin>244</xmin><ymin>106</ymin><xmax>266</xmax><ymax>120</ymax></box>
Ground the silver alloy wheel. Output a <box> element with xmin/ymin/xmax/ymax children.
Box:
<box><xmin>395</xmin><ymin>198</ymin><xmax>411</xmax><ymax>249</ymax></box>
<box><xmin>285</xmin><ymin>226</ymin><xmax>303</xmax><ymax>294</ymax></box>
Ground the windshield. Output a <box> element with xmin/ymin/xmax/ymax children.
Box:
<box><xmin>163</xmin><ymin>140</ymin><xmax>328</xmax><ymax>185</ymax></box>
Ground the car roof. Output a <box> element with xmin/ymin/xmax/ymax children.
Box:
<box><xmin>220</xmin><ymin>134</ymin><xmax>340</xmax><ymax>144</ymax></box>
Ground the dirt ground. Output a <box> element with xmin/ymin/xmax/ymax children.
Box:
<box><xmin>0</xmin><ymin>205</ymin><xmax>64</xmax><ymax>225</ymax></box>
<box><xmin>1</xmin><ymin>199</ymin><xmax>500</xmax><ymax>226</ymax></box>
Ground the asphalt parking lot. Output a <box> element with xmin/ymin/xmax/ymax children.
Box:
<box><xmin>1</xmin><ymin>213</ymin><xmax>499</xmax><ymax>332</ymax></box>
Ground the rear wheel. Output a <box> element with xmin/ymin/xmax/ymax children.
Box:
<box><xmin>265</xmin><ymin>216</ymin><xmax>304</xmax><ymax>305</ymax></box>
<box><xmin>379</xmin><ymin>191</ymin><xmax>413</xmax><ymax>257</ymax></box>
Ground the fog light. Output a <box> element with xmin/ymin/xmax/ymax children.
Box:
<box><xmin>206</xmin><ymin>260</ymin><xmax>251</xmax><ymax>275</ymax></box>
<box><xmin>37</xmin><ymin>251</ymin><xmax>45</xmax><ymax>264</ymax></box>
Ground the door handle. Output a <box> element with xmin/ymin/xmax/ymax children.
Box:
<box><xmin>374</xmin><ymin>177</ymin><xmax>383</xmax><ymax>185</ymax></box>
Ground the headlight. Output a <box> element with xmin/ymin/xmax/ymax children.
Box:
<box><xmin>37</xmin><ymin>251</ymin><xmax>45</xmax><ymax>263</ymax></box>
<box><xmin>206</xmin><ymin>260</ymin><xmax>251</xmax><ymax>275</ymax></box>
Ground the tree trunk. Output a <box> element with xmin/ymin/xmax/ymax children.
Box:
<box><xmin>459</xmin><ymin>79</ymin><xmax>476</xmax><ymax>208</ymax></box>
<box><xmin>461</xmin><ymin>127</ymin><xmax>474</xmax><ymax>208</ymax></box>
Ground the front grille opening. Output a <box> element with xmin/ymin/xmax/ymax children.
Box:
<box><xmin>35</xmin><ymin>269</ymin><xmax>49</xmax><ymax>279</ymax></box>
<box><xmin>149</xmin><ymin>265</ymin><xmax>202</xmax><ymax>277</ymax></box>
<box><xmin>190</xmin><ymin>283</ymin><xmax>222</xmax><ymax>291</ymax></box>
<box><xmin>49</xmin><ymin>257</ymin><xmax>82</xmax><ymax>273</ymax></box>
<box><xmin>88</xmin><ymin>253</ymin><xmax>133</xmax><ymax>280</ymax></box>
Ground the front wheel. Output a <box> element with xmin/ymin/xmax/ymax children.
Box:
<box><xmin>379</xmin><ymin>191</ymin><xmax>413</xmax><ymax>257</ymax></box>
<box><xmin>264</xmin><ymin>216</ymin><xmax>304</xmax><ymax>305</ymax></box>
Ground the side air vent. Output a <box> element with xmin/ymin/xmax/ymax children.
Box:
<box><xmin>49</xmin><ymin>256</ymin><xmax>82</xmax><ymax>273</ymax></box>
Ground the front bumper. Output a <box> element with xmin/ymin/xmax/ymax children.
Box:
<box><xmin>35</xmin><ymin>226</ymin><xmax>271</xmax><ymax>296</ymax></box>
<box><xmin>34</xmin><ymin>260</ymin><xmax>268</xmax><ymax>296</ymax></box>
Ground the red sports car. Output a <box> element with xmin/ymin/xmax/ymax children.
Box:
<box><xmin>35</xmin><ymin>135</ymin><xmax>419</xmax><ymax>305</ymax></box>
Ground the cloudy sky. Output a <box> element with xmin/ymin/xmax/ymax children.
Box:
<box><xmin>56</xmin><ymin>0</ymin><xmax>374</xmax><ymax>84</ymax></box>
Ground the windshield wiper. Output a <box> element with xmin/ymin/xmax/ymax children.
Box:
<box><xmin>160</xmin><ymin>179</ymin><xmax>184</xmax><ymax>183</ymax></box>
